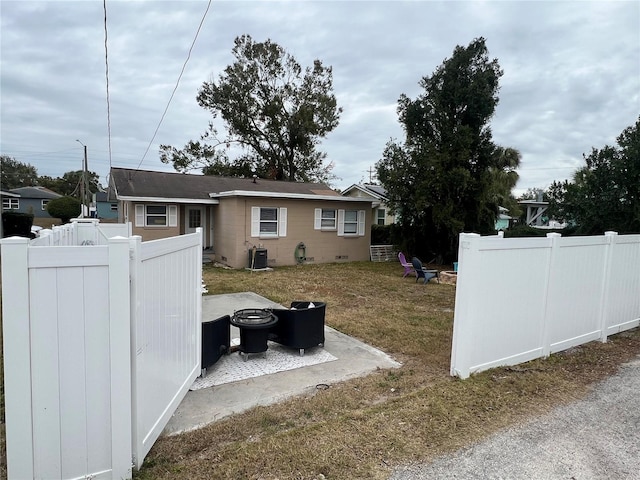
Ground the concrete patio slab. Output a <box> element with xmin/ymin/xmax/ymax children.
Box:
<box><xmin>163</xmin><ymin>293</ymin><xmax>401</xmax><ymax>435</ymax></box>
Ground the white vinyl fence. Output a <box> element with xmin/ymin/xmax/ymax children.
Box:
<box><xmin>451</xmin><ymin>231</ymin><xmax>640</xmax><ymax>379</ymax></box>
<box><xmin>30</xmin><ymin>218</ymin><xmax>132</xmax><ymax>246</ymax></box>
<box><xmin>1</xmin><ymin>223</ymin><xmax>202</xmax><ymax>479</ymax></box>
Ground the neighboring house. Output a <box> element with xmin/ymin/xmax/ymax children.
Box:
<box><xmin>517</xmin><ymin>199</ymin><xmax>566</xmax><ymax>229</ymax></box>
<box><xmin>495</xmin><ymin>206</ymin><xmax>512</xmax><ymax>230</ymax></box>
<box><xmin>341</xmin><ymin>184</ymin><xmax>395</xmax><ymax>226</ymax></box>
<box><xmin>109</xmin><ymin>167</ymin><xmax>373</xmax><ymax>268</ymax></box>
<box><xmin>4</xmin><ymin>186</ymin><xmax>62</xmax><ymax>218</ymax></box>
<box><xmin>1</xmin><ymin>190</ymin><xmax>21</xmax><ymax>238</ymax></box>
<box><xmin>93</xmin><ymin>190</ymin><xmax>118</xmax><ymax>219</ymax></box>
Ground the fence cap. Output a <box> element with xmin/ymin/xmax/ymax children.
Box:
<box><xmin>1</xmin><ymin>236</ymin><xmax>30</xmax><ymax>245</ymax></box>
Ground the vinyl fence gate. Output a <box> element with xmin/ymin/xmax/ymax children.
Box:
<box><xmin>1</xmin><ymin>223</ymin><xmax>203</xmax><ymax>479</ymax></box>
<box><xmin>450</xmin><ymin>231</ymin><xmax>640</xmax><ymax>379</ymax></box>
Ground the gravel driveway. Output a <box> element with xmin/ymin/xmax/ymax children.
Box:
<box><xmin>390</xmin><ymin>355</ymin><xmax>640</xmax><ymax>480</ymax></box>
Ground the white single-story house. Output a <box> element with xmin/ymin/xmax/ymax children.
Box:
<box><xmin>109</xmin><ymin>167</ymin><xmax>374</xmax><ymax>268</ymax></box>
<box><xmin>341</xmin><ymin>183</ymin><xmax>396</xmax><ymax>226</ymax></box>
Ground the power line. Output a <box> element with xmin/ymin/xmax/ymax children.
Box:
<box><xmin>103</xmin><ymin>0</ymin><xmax>113</xmax><ymax>171</ymax></box>
<box><xmin>132</xmin><ymin>0</ymin><xmax>212</xmax><ymax>176</ymax></box>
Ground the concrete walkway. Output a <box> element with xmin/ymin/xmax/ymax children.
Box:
<box><xmin>163</xmin><ymin>293</ymin><xmax>401</xmax><ymax>435</ymax></box>
<box><xmin>389</xmin><ymin>354</ymin><xmax>640</xmax><ymax>480</ymax></box>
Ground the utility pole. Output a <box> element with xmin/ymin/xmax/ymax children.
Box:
<box><xmin>366</xmin><ymin>166</ymin><xmax>377</xmax><ymax>184</ymax></box>
<box><xmin>77</xmin><ymin>140</ymin><xmax>88</xmax><ymax>217</ymax></box>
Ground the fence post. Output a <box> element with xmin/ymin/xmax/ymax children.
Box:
<box><xmin>1</xmin><ymin>237</ymin><xmax>35</xmax><ymax>479</ymax></box>
<box><xmin>598</xmin><ymin>231</ymin><xmax>618</xmax><ymax>342</ymax></box>
<box><xmin>540</xmin><ymin>233</ymin><xmax>562</xmax><ymax>357</ymax></box>
<box><xmin>39</xmin><ymin>229</ymin><xmax>52</xmax><ymax>245</ymax></box>
<box><xmin>128</xmin><ymin>235</ymin><xmax>143</xmax><ymax>469</ymax></box>
<box><xmin>196</xmin><ymin>227</ymin><xmax>203</xmax><ymax>369</ymax></box>
<box><xmin>450</xmin><ymin>232</ymin><xmax>480</xmax><ymax>378</ymax></box>
<box><xmin>108</xmin><ymin>236</ymin><xmax>133</xmax><ymax>479</ymax></box>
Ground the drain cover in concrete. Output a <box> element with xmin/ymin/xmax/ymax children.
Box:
<box><xmin>191</xmin><ymin>343</ymin><xmax>337</xmax><ymax>390</ymax></box>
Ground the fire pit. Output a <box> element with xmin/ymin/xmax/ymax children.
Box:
<box><xmin>230</xmin><ymin>308</ymin><xmax>278</xmax><ymax>360</ymax></box>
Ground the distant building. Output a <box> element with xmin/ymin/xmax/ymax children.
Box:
<box><xmin>341</xmin><ymin>184</ymin><xmax>396</xmax><ymax>226</ymax></box>
<box><xmin>495</xmin><ymin>206</ymin><xmax>512</xmax><ymax>230</ymax></box>
<box><xmin>3</xmin><ymin>186</ymin><xmax>62</xmax><ymax>218</ymax></box>
<box><xmin>93</xmin><ymin>190</ymin><xmax>118</xmax><ymax>219</ymax></box>
<box><xmin>518</xmin><ymin>199</ymin><xmax>566</xmax><ymax>229</ymax></box>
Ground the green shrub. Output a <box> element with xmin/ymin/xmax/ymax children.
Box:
<box><xmin>504</xmin><ymin>224</ymin><xmax>579</xmax><ymax>238</ymax></box>
<box><xmin>46</xmin><ymin>196</ymin><xmax>81</xmax><ymax>223</ymax></box>
<box><xmin>371</xmin><ymin>224</ymin><xmax>393</xmax><ymax>245</ymax></box>
<box><xmin>2</xmin><ymin>211</ymin><xmax>34</xmax><ymax>238</ymax></box>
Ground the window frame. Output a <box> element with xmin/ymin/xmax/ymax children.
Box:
<box><xmin>337</xmin><ymin>209</ymin><xmax>366</xmax><ymax>237</ymax></box>
<box><xmin>134</xmin><ymin>204</ymin><xmax>178</xmax><ymax>227</ymax></box>
<box><xmin>377</xmin><ymin>208</ymin><xmax>386</xmax><ymax>226</ymax></box>
<box><xmin>314</xmin><ymin>208</ymin><xmax>337</xmax><ymax>230</ymax></box>
<box><xmin>2</xmin><ymin>198</ymin><xmax>19</xmax><ymax>210</ymax></box>
<box><xmin>41</xmin><ymin>199</ymin><xmax>49</xmax><ymax>211</ymax></box>
<box><xmin>251</xmin><ymin>206</ymin><xmax>287</xmax><ymax>238</ymax></box>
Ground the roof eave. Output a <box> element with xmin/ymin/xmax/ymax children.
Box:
<box><xmin>342</xmin><ymin>184</ymin><xmax>386</xmax><ymax>201</ymax></box>
<box><xmin>210</xmin><ymin>190</ymin><xmax>373</xmax><ymax>203</ymax></box>
<box><xmin>116</xmin><ymin>195</ymin><xmax>220</xmax><ymax>204</ymax></box>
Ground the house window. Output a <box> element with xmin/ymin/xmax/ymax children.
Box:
<box><xmin>343</xmin><ymin>210</ymin><xmax>358</xmax><ymax>234</ymax></box>
<box><xmin>41</xmin><ymin>199</ymin><xmax>49</xmax><ymax>211</ymax></box>
<box><xmin>314</xmin><ymin>208</ymin><xmax>336</xmax><ymax>230</ymax></box>
<box><xmin>377</xmin><ymin>209</ymin><xmax>386</xmax><ymax>226</ymax></box>
<box><xmin>188</xmin><ymin>209</ymin><xmax>201</xmax><ymax>229</ymax></box>
<box><xmin>134</xmin><ymin>204</ymin><xmax>178</xmax><ymax>227</ymax></box>
<box><xmin>3</xmin><ymin>198</ymin><xmax>19</xmax><ymax>209</ymax></box>
<box><xmin>338</xmin><ymin>209</ymin><xmax>366</xmax><ymax>236</ymax></box>
<box><xmin>251</xmin><ymin>207</ymin><xmax>287</xmax><ymax>238</ymax></box>
<box><xmin>146</xmin><ymin>205</ymin><xmax>168</xmax><ymax>226</ymax></box>
<box><xmin>110</xmin><ymin>203</ymin><xmax>118</xmax><ymax>211</ymax></box>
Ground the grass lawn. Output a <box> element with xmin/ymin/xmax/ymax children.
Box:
<box><xmin>1</xmin><ymin>260</ymin><xmax>639</xmax><ymax>479</ymax></box>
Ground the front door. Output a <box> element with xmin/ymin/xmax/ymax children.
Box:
<box><xmin>185</xmin><ymin>206</ymin><xmax>205</xmax><ymax>244</ymax></box>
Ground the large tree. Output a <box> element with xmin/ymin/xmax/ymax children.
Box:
<box><xmin>547</xmin><ymin>117</ymin><xmax>640</xmax><ymax>234</ymax></box>
<box><xmin>39</xmin><ymin>170</ymin><xmax>101</xmax><ymax>197</ymax></box>
<box><xmin>1</xmin><ymin>156</ymin><xmax>39</xmax><ymax>190</ymax></box>
<box><xmin>161</xmin><ymin>34</ymin><xmax>342</xmax><ymax>182</ymax></box>
<box><xmin>377</xmin><ymin>38</ymin><xmax>519</xmax><ymax>261</ymax></box>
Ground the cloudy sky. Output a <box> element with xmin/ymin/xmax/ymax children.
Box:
<box><xmin>1</xmin><ymin>0</ymin><xmax>638</xmax><ymax>195</ymax></box>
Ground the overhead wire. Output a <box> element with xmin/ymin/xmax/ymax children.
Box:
<box><xmin>103</xmin><ymin>0</ymin><xmax>113</xmax><ymax>171</ymax></box>
<box><xmin>131</xmin><ymin>0</ymin><xmax>213</xmax><ymax>176</ymax></box>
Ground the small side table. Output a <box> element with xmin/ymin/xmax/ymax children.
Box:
<box><xmin>230</xmin><ymin>309</ymin><xmax>278</xmax><ymax>360</ymax></box>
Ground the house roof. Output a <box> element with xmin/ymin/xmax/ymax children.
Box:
<box><xmin>95</xmin><ymin>191</ymin><xmax>110</xmax><ymax>202</ymax></box>
<box><xmin>9</xmin><ymin>186</ymin><xmax>62</xmax><ymax>199</ymax></box>
<box><xmin>341</xmin><ymin>184</ymin><xmax>388</xmax><ymax>201</ymax></box>
<box><xmin>1</xmin><ymin>190</ymin><xmax>20</xmax><ymax>197</ymax></box>
<box><xmin>109</xmin><ymin>167</ymin><xmax>364</xmax><ymax>204</ymax></box>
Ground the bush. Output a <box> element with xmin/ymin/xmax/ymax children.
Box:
<box><xmin>46</xmin><ymin>196</ymin><xmax>81</xmax><ymax>223</ymax></box>
<box><xmin>371</xmin><ymin>224</ymin><xmax>393</xmax><ymax>245</ymax></box>
<box><xmin>504</xmin><ymin>224</ymin><xmax>579</xmax><ymax>238</ymax></box>
<box><xmin>2</xmin><ymin>211</ymin><xmax>34</xmax><ymax>238</ymax></box>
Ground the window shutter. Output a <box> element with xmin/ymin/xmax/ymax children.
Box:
<box><xmin>358</xmin><ymin>210</ymin><xmax>366</xmax><ymax>236</ymax></box>
<box><xmin>337</xmin><ymin>209</ymin><xmax>345</xmax><ymax>236</ymax></box>
<box><xmin>251</xmin><ymin>207</ymin><xmax>260</xmax><ymax>237</ymax></box>
<box><xmin>168</xmin><ymin>205</ymin><xmax>178</xmax><ymax>227</ymax></box>
<box><xmin>314</xmin><ymin>208</ymin><xmax>322</xmax><ymax>230</ymax></box>
<box><xmin>279</xmin><ymin>208</ymin><xmax>287</xmax><ymax>237</ymax></box>
<box><xmin>135</xmin><ymin>204</ymin><xmax>144</xmax><ymax>227</ymax></box>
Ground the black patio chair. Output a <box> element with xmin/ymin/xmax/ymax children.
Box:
<box><xmin>411</xmin><ymin>257</ymin><xmax>439</xmax><ymax>284</ymax></box>
<box><xmin>201</xmin><ymin>315</ymin><xmax>231</xmax><ymax>376</ymax></box>
<box><xmin>269</xmin><ymin>301</ymin><xmax>326</xmax><ymax>356</ymax></box>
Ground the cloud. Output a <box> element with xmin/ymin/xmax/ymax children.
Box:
<box><xmin>1</xmin><ymin>0</ymin><xmax>638</xmax><ymax>193</ymax></box>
